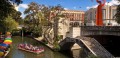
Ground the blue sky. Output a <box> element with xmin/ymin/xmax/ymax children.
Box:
<box><xmin>17</xmin><ymin>0</ymin><xmax>120</xmax><ymax>18</ymax></box>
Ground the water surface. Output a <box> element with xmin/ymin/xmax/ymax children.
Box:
<box><xmin>6</xmin><ymin>36</ymin><xmax>68</xmax><ymax>58</ymax></box>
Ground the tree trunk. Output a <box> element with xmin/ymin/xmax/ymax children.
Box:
<box><xmin>53</xmin><ymin>17</ymin><xmax>59</xmax><ymax>43</ymax></box>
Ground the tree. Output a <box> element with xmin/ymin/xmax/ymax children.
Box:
<box><xmin>48</xmin><ymin>5</ymin><xmax>64</xmax><ymax>49</ymax></box>
<box><xmin>0</xmin><ymin>0</ymin><xmax>22</xmax><ymax>32</ymax></box>
<box><xmin>52</xmin><ymin>5</ymin><xmax>64</xmax><ymax>40</ymax></box>
<box><xmin>24</xmin><ymin>2</ymin><xmax>48</xmax><ymax>37</ymax></box>
<box><xmin>0</xmin><ymin>0</ymin><xmax>22</xmax><ymax>20</ymax></box>
<box><xmin>12</xmin><ymin>11</ymin><xmax>23</xmax><ymax>24</ymax></box>
<box><xmin>24</xmin><ymin>2</ymin><xmax>65</xmax><ymax>49</ymax></box>
<box><xmin>3</xmin><ymin>16</ymin><xmax>19</xmax><ymax>32</ymax></box>
<box><xmin>115</xmin><ymin>0</ymin><xmax>120</xmax><ymax>23</ymax></box>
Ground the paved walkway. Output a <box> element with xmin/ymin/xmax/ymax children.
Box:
<box><xmin>34</xmin><ymin>37</ymin><xmax>44</xmax><ymax>41</ymax></box>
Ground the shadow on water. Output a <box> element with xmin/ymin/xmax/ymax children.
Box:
<box><xmin>59</xmin><ymin>50</ymin><xmax>73</xmax><ymax>58</ymax></box>
<box><xmin>59</xmin><ymin>48</ymin><xmax>90</xmax><ymax>58</ymax></box>
<box><xmin>72</xmin><ymin>48</ymin><xmax>90</xmax><ymax>58</ymax></box>
<box><xmin>6</xmin><ymin>36</ymin><xmax>69</xmax><ymax>58</ymax></box>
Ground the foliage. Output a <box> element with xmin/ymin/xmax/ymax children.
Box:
<box><xmin>0</xmin><ymin>0</ymin><xmax>14</xmax><ymax>20</ymax></box>
<box><xmin>115</xmin><ymin>4</ymin><xmax>120</xmax><ymax>23</ymax></box>
<box><xmin>50</xmin><ymin>5</ymin><xmax>64</xmax><ymax>44</ymax></box>
<box><xmin>53</xmin><ymin>41</ymin><xmax>60</xmax><ymax>51</ymax></box>
<box><xmin>0</xmin><ymin>24</ymin><xmax>4</xmax><ymax>32</ymax></box>
<box><xmin>12</xmin><ymin>11</ymin><xmax>23</xmax><ymax>24</ymax></box>
<box><xmin>12</xmin><ymin>29</ymin><xmax>21</xmax><ymax>36</ymax></box>
<box><xmin>41</xmin><ymin>5</ymin><xmax>64</xmax><ymax>49</ymax></box>
<box><xmin>3</xmin><ymin>16</ymin><xmax>19</xmax><ymax>32</ymax></box>
<box><xmin>24</xmin><ymin>2</ymin><xmax>48</xmax><ymax>37</ymax></box>
<box><xmin>23</xmin><ymin>2</ymin><xmax>65</xmax><ymax>49</ymax></box>
<box><xmin>0</xmin><ymin>0</ymin><xmax>22</xmax><ymax>20</ymax></box>
<box><xmin>0</xmin><ymin>0</ymin><xmax>22</xmax><ymax>33</ymax></box>
<box><xmin>53</xmin><ymin>35</ymin><xmax>63</xmax><ymax>51</ymax></box>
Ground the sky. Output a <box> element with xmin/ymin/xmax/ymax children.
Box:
<box><xmin>17</xmin><ymin>0</ymin><xmax>120</xmax><ymax>18</ymax></box>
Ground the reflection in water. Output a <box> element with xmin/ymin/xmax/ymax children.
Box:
<box><xmin>72</xmin><ymin>49</ymin><xmax>80</xmax><ymax>58</ymax></box>
<box><xmin>6</xmin><ymin>36</ymin><xmax>68</xmax><ymax>58</ymax></box>
<box><xmin>72</xmin><ymin>48</ymin><xmax>89</xmax><ymax>58</ymax></box>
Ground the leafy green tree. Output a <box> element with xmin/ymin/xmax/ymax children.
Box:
<box><xmin>12</xmin><ymin>11</ymin><xmax>22</xmax><ymax>24</ymax></box>
<box><xmin>24</xmin><ymin>2</ymin><xmax>48</xmax><ymax>37</ymax></box>
<box><xmin>50</xmin><ymin>5</ymin><xmax>64</xmax><ymax>42</ymax></box>
<box><xmin>24</xmin><ymin>2</ymin><xmax>65</xmax><ymax>49</ymax></box>
<box><xmin>46</xmin><ymin>5</ymin><xmax>64</xmax><ymax>49</ymax></box>
<box><xmin>3</xmin><ymin>16</ymin><xmax>19</xmax><ymax>32</ymax></box>
<box><xmin>0</xmin><ymin>0</ymin><xmax>22</xmax><ymax>20</ymax></box>
<box><xmin>0</xmin><ymin>0</ymin><xmax>22</xmax><ymax>32</ymax></box>
<box><xmin>115</xmin><ymin>0</ymin><xmax>120</xmax><ymax>23</ymax></box>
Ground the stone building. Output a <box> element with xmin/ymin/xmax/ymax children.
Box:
<box><xmin>58</xmin><ymin>10</ymin><xmax>85</xmax><ymax>38</ymax></box>
<box><xmin>85</xmin><ymin>5</ymin><xmax>118</xmax><ymax>26</ymax></box>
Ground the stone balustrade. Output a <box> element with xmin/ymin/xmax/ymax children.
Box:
<box><xmin>81</xmin><ymin>26</ymin><xmax>120</xmax><ymax>36</ymax></box>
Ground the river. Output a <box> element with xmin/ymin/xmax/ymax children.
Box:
<box><xmin>6</xmin><ymin>36</ymin><xmax>69</xmax><ymax>58</ymax></box>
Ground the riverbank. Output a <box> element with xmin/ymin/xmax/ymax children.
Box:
<box><xmin>24</xmin><ymin>36</ymin><xmax>84</xmax><ymax>58</ymax></box>
<box><xmin>26</xmin><ymin>35</ymin><xmax>55</xmax><ymax>51</ymax></box>
<box><xmin>35</xmin><ymin>37</ymin><xmax>53</xmax><ymax>46</ymax></box>
<box><xmin>33</xmin><ymin>36</ymin><xmax>81</xmax><ymax>51</ymax></box>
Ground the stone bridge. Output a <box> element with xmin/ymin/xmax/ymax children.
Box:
<box><xmin>59</xmin><ymin>36</ymin><xmax>114</xmax><ymax>58</ymax></box>
<box><xmin>81</xmin><ymin>26</ymin><xmax>120</xmax><ymax>36</ymax></box>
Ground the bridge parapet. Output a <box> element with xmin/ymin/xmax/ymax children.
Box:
<box><xmin>81</xmin><ymin>26</ymin><xmax>120</xmax><ymax>36</ymax></box>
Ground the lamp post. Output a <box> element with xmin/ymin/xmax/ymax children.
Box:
<box><xmin>22</xmin><ymin>19</ymin><xmax>24</xmax><ymax>41</ymax></box>
<box><xmin>21</xmin><ymin>25</ymin><xmax>24</xmax><ymax>41</ymax></box>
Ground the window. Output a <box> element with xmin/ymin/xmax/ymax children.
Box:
<box><xmin>90</xmin><ymin>12</ymin><xmax>92</xmax><ymax>20</ymax></box>
<box><xmin>112</xmin><ymin>9</ymin><xmax>116</xmax><ymax>18</ymax></box>
<box><xmin>102</xmin><ymin>9</ymin><xmax>106</xmax><ymax>20</ymax></box>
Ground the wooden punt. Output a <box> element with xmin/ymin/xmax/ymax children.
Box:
<box><xmin>2</xmin><ymin>48</ymin><xmax>10</xmax><ymax>58</ymax></box>
<box><xmin>18</xmin><ymin>47</ymin><xmax>44</xmax><ymax>54</ymax></box>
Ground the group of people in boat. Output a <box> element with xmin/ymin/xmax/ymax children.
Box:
<box><xmin>18</xmin><ymin>43</ymin><xmax>44</xmax><ymax>53</ymax></box>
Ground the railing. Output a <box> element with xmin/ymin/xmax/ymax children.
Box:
<box><xmin>81</xmin><ymin>26</ymin><xmax>120</xmax><ymax>36</ymax></box>
<box><xmin>81</xmin><ymin>26</ymin><xmax>120</xmax><ymax>31</ymax></box>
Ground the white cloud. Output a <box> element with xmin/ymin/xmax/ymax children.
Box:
<box><xmin>106</xmin><ymin>0</ymin><xmax>120</xmax><ymax>6</ymax></box>
<box><xmin>86</xmin><ymin>7</ymin><xmax>90</xmax><ymax>10</ymax></box>
<box><xmin>86</xmin><ymin>0</ymin><xmax>120</xmax><ymax>10</ymax></box>
<box><xmin>86</xmin><ymin>5</ymin><xmax>98</xmax><ymax>10</ymax></box>
<box><xmin>64</xmin><ymin>8</ymin><xmax>69</xmax><ymax>10</ymax></box>
<box><xmin>18</xmin><ymin>4</ymin><xmax>28</xmax><ymax>9</ymax></box>
<box><xmin>15</xmin><ymin>6</ymin><xmax>19</xmax><ymax>11</ymax></box>
<box><xmin>17</xmin><ymin>4</ymin><xmax>28</xmax><ymax>18</ymax></box>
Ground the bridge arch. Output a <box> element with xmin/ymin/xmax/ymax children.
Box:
<box><xmin>59</xmin><ymin>37</ymin><xmax>91</xmax><ymax>57</ymax></box>
<box><xmin>59</xmin><ymin>37</ymin><xmax>88</xmax><ymax>50</ymax></box>
<box><xmin>59</xmin><ymin>37</ymin><xmax>114</xmax><ymax>58</ymax></box>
